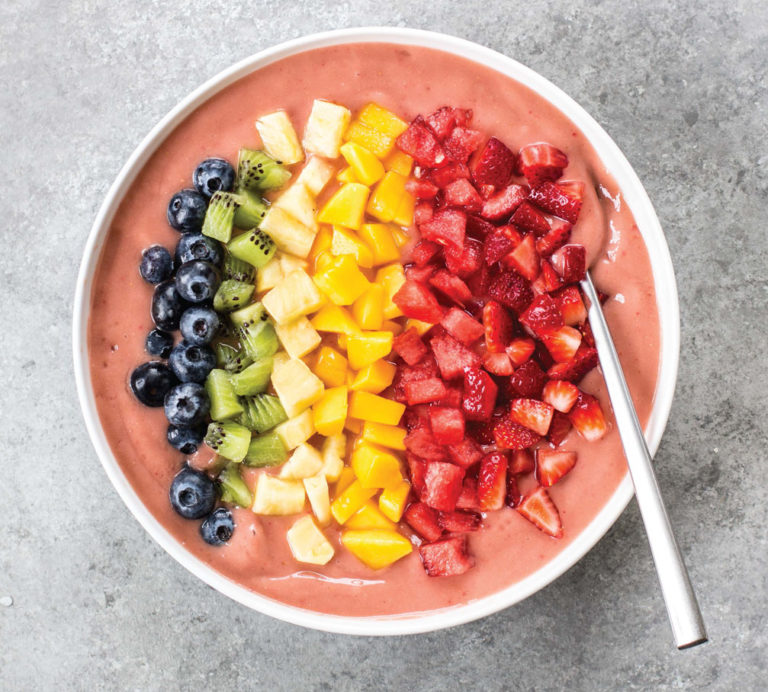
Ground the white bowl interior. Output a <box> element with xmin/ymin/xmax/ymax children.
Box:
<box><xmin>72</xmin><ymin>27</ymin><xmax>679</xmax><ymax>635</ymax></box>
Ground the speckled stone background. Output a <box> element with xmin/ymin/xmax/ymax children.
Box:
<box><xmin>1</xmin><ymin>1</ymin><xmax>766</xmax><ymax>689</ymax></box>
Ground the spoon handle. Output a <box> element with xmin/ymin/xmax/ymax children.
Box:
<box><xmin>580</xmin><ymin>272</ymin><xmax>707</xmax><ymax>649</ymax></box>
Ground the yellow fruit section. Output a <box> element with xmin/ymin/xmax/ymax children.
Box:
<box><xmin>331</xmin><ymin>480</ymin><xmax>378</xmax><ymax>525</ymax></box>
<box><xmin>341</xmin><ymin>530</ymin><xmax>413</xmax><ymax>570</ymax></box>
<box><xmin>345</xmin><ymin>500</ymin><xmax>396</xmax><ymax>530</ymax></box>
<box><xmin>346</xmin><ymin>331</ymin><xmax>393</xmax><ymax>370</ymax></box>
<box><xmin>318</xmin><ymin>183</ymin><xmax>369</xmax><ymax>230</ymax></box>
<box><xmin>340</xmin><ymin>142</ymin><xmax>385</xmax><ymax>186</ymax></box>
<box><xmin>352</xmin><ymin>285</ymin><xmax>385</xmax><ymax>330</ymax></box>
<box><xmin>367</xmin><ymin>171</ymin><xmax>410</xmax><ymax>223</ymax></box>
<box><xmin>349</xmin><ymin>360</ymin><xmax>396</xmax><ymax>394</ymax></box>
<box><xmin>351</xmin><ymin>444</ymin><xmax>403</xmax><ymax>489</ymax></box>
<box><xmin>379</xmin><ymin>480</ymin><xmax>411</xmax><ymax>523</ymax></box>
<box><xmin>361</xmin><ymin>422</ymin><xmax>406</xmax><ymax>451</ymax></box>
<box><xmin>331</xmin><ymin>226</ymin><xmax>374</xmax><ymax>268</ymax></box>
<box><xmin>313</xmin><ymin>346</ymin><xmax>348</xmax><ymax>387</ymax></box>
<box><xmin>358</xmin><ymin>224</ymin><xmax>400</xmax><ymax>265</ymax></box>
<box><xmin>312</xmin><ymin>386</ymin><xmax>348</xmax><ymax>436</ymax></box>
<box><xmin>313</xmin><ymin>254</ymin><xmax>371</xmax><ymax>305</ymax></box>
<box><xmin>349</xmin><ymin>391</ymin><xmax>405</xmax><ymax>426</ymax></box>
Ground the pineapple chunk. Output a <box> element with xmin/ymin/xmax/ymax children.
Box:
<box><xmin>303</xmin><ymin>474</ymin><xmax>332</xmax><ymax>525</ymax></box>
<box><xmin>341</xmin><ymin>529</ymin><xmax>412</xmax><ymax>569</ymax></box>
<box><xmin>252</xmin><ymin>475</ymin><xmax>306</xmax><ymax>515</ymax></box>
<box><xmin>320</xmin><ymin>433</ymin><xmax>346</xmax><ymax>482</ymax></box>
<box><xmin>312</xmin><ymin>386</ymin><xmax>348</xmax><ymax>437</ymax></box>
<box><xmin>280</xmin><ymin>443</ymin><xmax>324</xmax><ymax>480</ymax></box>
<box><xmin>295</xmin><ymin>156</ymin><xmax>336</xmax><ymax>196</ymax></box>
<box><xmin>349</xmin><ymin>360</ymin><xmax>397</xmax><ymax>394</ymax></box>
<box><xmin>379</xmin><ymin>480</ymin><xmax>411</xmax><ymax>522</ymax></box>
<box><xmin>346</xmin><ymin>500</ymin><xmax>396</xmax><ymax>530</ymax></box>
<box><xmin>263</xmin><ymin>269</ymin><xmax>324</xmax><ymax>325</ymax></box>
<box><xmin>274</xmin><ymin>316</ymin><xmax>321</xmax><ymax>359</ymax></box>
<box><xmin>261</xmin><ymin>206</ymin><xmax>316</xmax><ymax>259</ymax></box>
<box><xmin>358</xmin><ymin>224</ymin><xmax>400</xmax><ymax>266</ymax></box>
<box><xmin>303</xmin><ymin>99</ymin><xmax>351</xmax><ymax>159</ymax></box>
<box><xmin>271</xmin><ymin>356</ymin><xmax>325</xmax><ymax>417</ymax></box>
<box><xmin>286</xmin><ymin>515</ymin><xmax>334</xmax><ymax>565</ymax></box>
<box><xmin>352</xmin><ymin>285</ymin><xmax>385</xmax><ymax>330</ymax></box>
<box><xmin>273</xmin><ymin>182</ymin><xmax>317</xmax><ymax>230</ymax></box>
<box><xmin>309</xmin><ymin>303</ymin><xmax>361</xmax><ymax>335</ymax></box>
<box><xmin>317</xmin><ymin>183</ymin><xmax>370</xmax><ymax>231</ymax></box>
<box><xmin>256</xmin><ymin>256</ymin><xmax>284</xmax><ymax>292</ymax></box>
<box><xmin>279</xmin><ymin>252</ymin><xmax>310</xmax><ymax>275</ymax></box>
<box><xmin>274</xmin><ymin>409</ymin><xmax>315</xmax><ymax>450</ymax></box>
<box><xmin>349</xmin><ymin>391</ymin><xmax>405</xmax><ymax>425</ymax></box>
<box><xmin>346</xmin><ymin>331</ymin><xmax>393</xmax><ymax>371</ymax></box>
<box><xmin>330</xmin><ymin>226</ymin><xmax>374</xmax><ymax>268</ymax></box>
<box><xmin>351</xmin><ymin>443</ymin><xmax>402</xmax><ymax>489</ymax></box>
<box><xmin>340</xmin><ymin>141</ymin><xmax>385</xmax><ymax>186</ymax></box>
<box><xmin>313</xmin><ymin>345</ymin><xmax>348</xmax><ymax>387</ymax></box>
<box><xmin>313</xmin><ymin>254</ymin><xmax>371</xmax><ymax>306</ymax></box>
<box><xmin>255</xmin><ymin>110</ymin><xmax>304</xmax><ymax>165</ymax></box>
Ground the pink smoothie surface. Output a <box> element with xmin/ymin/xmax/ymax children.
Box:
<box><xmin>87</xmin><ymin>43</ymin><xmax>661</xmax><ymax>617</ymax></box>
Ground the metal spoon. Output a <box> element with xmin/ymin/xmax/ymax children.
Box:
<box><xmin>580</xmin><ymin>272</ymin><xmax>707</xmax><ymax>649</ymax></box>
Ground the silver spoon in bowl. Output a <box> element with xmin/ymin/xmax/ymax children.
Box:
<box><xmin>580</xmin><ymin>272</ymin><xmax>707</xmax><ymax>649</ymax></box>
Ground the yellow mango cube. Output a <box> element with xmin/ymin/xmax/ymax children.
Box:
<box><xmin>361</xmin><ymin>422</ymin><xmax>406</xmax><ymax>451</ymax></box>
<box><xmin>352</xmin><ymin>285</ymin><xmax>385</xmax><ymax>331</ymax></box>
<box><xmin>309</xmin><ymin>303</ymin><xmax>361</xmax><ymax>335</ymax></box>
<box><xmin>313</xmin><ymin>346</ymin><xmax>348</xmax><ymax>387</ymax></box>
<box><xmin>375</xmin><ymin>263</ymin><xmax>406</xmax><ymax>319</ymax></box>
<box><xmin>341</xmin><ymin>529</ymin><xmax>412</xmax><ymax>569</ymax></box>
<box><xmin>308</xmin><ymin>225</ymin><xmax>333</xmax><ymax>267</ymax></box>
<box><xmin>343</xmin><ymin>120</ymin><xmax>395</xmax><ymax>158</ymax></box>
<box><xmin>313</xmin><ymin>250</ymin><xmax>334</xmax><ymax>273</ymax></box>
<box><xmin>349</xmin><ymin>391</ymin><xmax>405</xmax><ymax>426</ymax></box>
<box><xmin>331</xmin><ymin>226</ymin><xmax>374</xmax><ymax>268</ymax></box>
<box><xmin>344</xmin><ymin>417</ymin><xmax>363</xmax><ymax>434</ymax></box>
<box><xmin>345</xmin><ymin>500</ymin><xmax>396</xmax><ymax>530</ymax></box>
<box><xmin>318</xmin><ymin>182</ymin><xmax>369</xmax><ymax>230</ymax></box>
<box><xmin>357</xmin><ymin>103</ymin><xmax>409</xmax><ymax>138</ymax></box>
<box><xmin>381</xmin><ymin>319</ymin><xmax>403</xmax><ymax>336</ymax></box>
<box><xmin>313</xmin><ymin>254</ymin><xmax>371</xmax><ymax>305</ymax></box>
<box><xmin>346</xmin><ymin>331</ymin><xmax>394</xmax><ymax>371</ymax></box>
<box><xmin>390</xmin><ymin>226</ymin><xmax>410</xmax><ymax>248</ymax></box>
<box><xmin>383</xmin><ymin>149</ymin><xmax>413</xmax><ymax>176</ymax></box>
<box><xmin>349</xmin><ymin>360</ymin><xmax>397</xmax><ymax>394</ymax></box>
<box><xmin>334</xmin><ymin>467</ymin><xmax>357</xmax><ymax>498</ymax></box>
<box><xmin>351</xmin><ymin>443</ymin><xmax>402</xmax><ymax>489</ymax></box>
<box><xmin>337</xmin><ymin>333</ymin><xmax>348</xmax><ymax>351</ymax></box>
<box><xmin>312</xmin><ymin>386</ymin><xmax>348</xmax><ymax>437</ymax></box>
<box><xmin>330</xmin><ymin>480</ymin><xmax>378</xmax><ymax>524</ymax></box>
<box><xmin>286</xmin><ymin>515</ymin><xmax>334</xmax><ymax>565</ymax></box>
<box><xmin>358</xmin><ymin>224</ymin><xmax>400</xmax><ymax>265</ymax></box>
<box><xmin>405</xmin><ymin>318</ymin><xmax>435</xmax><ymax>336</ymax></box>
<box><xmin>340</xmin><ymin>141</ymin><xmax>385</xmax><ymax>186</ymax></box>
<box><xmin>336</xmin><ymin>166</ymin><xmax>358</xmax><ymax>184</ymax></box>
<box><xmin>379</xmin><ymin>480</ymin><xmax>411</xmax><ymax>522</ymax></box>
<box><xmin>367</xmin><ymin>171</ymin><xmax>407</xmax><ymax>223</ymax></box>
<box><xmin>393</xmin><ymin>189</ymin><xmax>415</xmax><ymax>228</ymax></box>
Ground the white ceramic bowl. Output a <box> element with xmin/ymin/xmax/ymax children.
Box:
<box><xmin>73</xmin><ymin>27</ymin><xmax>679</xmax><ymax>635</ymax></box>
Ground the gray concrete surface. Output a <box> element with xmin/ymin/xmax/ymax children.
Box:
<box><xmin>1</xmin><ymin>1</ymin><xmax>766</xmax><ymax>689</ymax></box>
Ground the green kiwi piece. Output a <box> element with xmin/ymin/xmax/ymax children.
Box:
<box><xmin>204</xmin><ymin>420</ymin><xmax>252</xmax><ymax>462</ymax></box>
<box><xmin>239</xmin><ymin>320</ymin><xmax>278</xmax><ymax>361</ymax></box>
<box><xmin>243</xmin><ymin>431</ymin><xmax>287</xmax><ymax>468</ymax></box>
<box><xmin>223</xmin><ymin>253</ymin><xmax>255</xmax><ymax>283</ymax></box>
<box><xmin>230</xmin><ymin>357</ymin><xmax>273</xmax><ymax>396</ymax></box>
<box><xmin>218</xmin><ymin>463</ymin><xmax>253</xmax><ymax>508</ymax></box>
<box><xmin>239</xmin><ymin>393</ymin><xmax>287</xmax><ymax>434</ymax></box>
<box><xmin>216</xmin><ymin>343</ymin><xmax>253</xmax><ymax>374</ymax></box>
<box><xmin>227</xmin><ymin>228</ymin><xmax>277</xmax><ymax>269</ymax></box>
<box><xmin>236</xmin><ymin>149</ymin><xmax>291</xmax><ymax>192</ymax></box>
<box><xmin>202</xmin><ymin>191</ymin><xmax>239</xmax><ymax>243</ymax></box>
<box><xmin>233</xmin><ymin>190</ymin><xmax>268</xmax><ymax>229</ymax></box>
<box><xmin>204</xmin><ymin>369</ymin><xmax>244</xmax><ymax>421</ymax></box>
<box><xmin>230</xmin><ymin>301</ymin><xmax>268</xmax><ymax>328</ymax></box>
<box><xmin>213</xmin><ymin>279</ymin><xmax>255</xmax><ymax>313</ymax></box>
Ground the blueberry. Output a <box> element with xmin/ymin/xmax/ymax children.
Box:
<box><xmin>175</xmin><ymin>261</ymin><xmax>220</xmax><ymax>304</ymax></box>
<box><xmin>193</xmin><ymin>158</ymin><xmax>235</xmax><ymax>199</ymax></box>
<box><xmin>200</xmin><ymin>507</ymin><xmax>235</xmax><ymax>546</ymax></box>
<box><xmin>175</xmin><ymin>232</ymin><xmax>223</xmax><ymax>266</ymax></box>
<box><xmin>130</xmin><ymin>361</ymin><xmax>177</xmax><ymax>407</ymax></box>
<box><xmin>139</xmin><ymin>245</ymin><xmax>173</xmax><ymax>284</ymax></box>
<box><xmin>164</xmin><ymin>382</ymin><xmax>210</xmax><ymax>427</ymax></box>
<box><xmin>169</xmin><ymin>465</ymin><xmax>216</xmax><ymax>519</ymax></box>
<box><xmin>167</xmin><ymin>423</ymin><xmax>206</xmax><ymax>454</ymax></box>
<box><xmin>151</xmin><ymin>279</ymin><xmax>188</xmax><ymax>331</ymax></box>
<box><xmin>167</xmin><ymin>189</ymin><xmax>207</xmax><ymax>233</ymax></box>
<box><xmin>180</xmin><ymin>306</ymin><xmax>220</xmax><ymax>346</ymax></box>
<box><xmin>169</xmin><ymin>340</ymin><xmax>216</xmax><ymax>383</ymax></box>
<box><xmin>145</xmin><ymin>329</ymin><xmax>174</xmax><ymax>358</ymax></box>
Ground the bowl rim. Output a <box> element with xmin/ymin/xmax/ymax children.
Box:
<box><xmin>72</xmin><ymin>26</ymin><xmax>680</xmax><ymax>636</ymax></box>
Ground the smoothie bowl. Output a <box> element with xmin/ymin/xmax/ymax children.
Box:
<box><xmin>73</xmin><ymin>28</ymin><xmax>679</xmax><ymax>634</ymax></box>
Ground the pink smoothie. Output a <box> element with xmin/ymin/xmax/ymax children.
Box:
<box><xmin>87</xmin><ymin>44</ymin><xmax>660</xmax><ymax>617</ymax></box>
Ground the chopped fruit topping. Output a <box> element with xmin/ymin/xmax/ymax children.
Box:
<box><xmin>396</xmin><ymin>116</ymin><xmax>446</xmax><ymax>167</ymax></box>
<box><xmin>345</xmin><ymin>500</ymin><xmax>396</xmax><ymax>530</ymax></box>
<box><xmin>547</xmin><ymin>345</ymin><xmax>599</xmax><ymax>382</ymax></box>
<box><xmin>438</xmin><ymin>510</ymin><xmax>481</xmax><ymax>533</ymax></box>
<box><xmin>422</xmin><ymin>462</ymin><xmax>465</xmax><ymax>511</ymax></box>
<box><xmin>510</xmin><ymin>201</ymin><xmax>550</xmax><ymax>235</ymax></box>
<box><xmin>484</xmin><ymin>225</ymin><xmax>521</xmax><ymax>265</ymax></box>
<box><xmin>548</xmin><ymin>411</ymin><xmax>573</xmax><ymax>446</ymax></box>
<box><xmin>569</xmin><ymin>392</ymin><xmax>609</xmax><ymax>441</ymax></box>
<box><xmin>556</xmin><ymin>286</ymin><xmax>588</xmax><ymax>326</ymax></box>
<box><xmin>484</xmin><ymin>352</ymin><xmax>513</xmax><ymax>376</ymax></box>
<box><xmin>430</xmin><ymin>332</ymin><xmax>481</xmax><ymax>380</ymax></box>
<box><xmin>535</xmin><ymin>448</ymin><xmax>577</xmax><ymax>487</ymax></box>
<box><xmin>351</xmin><ymin>444</ymin><xmax>402</xmax><ymax>489</ymax></box>
<box><xmin>419</xmin><ymin>536</ymin><xmax>475</xmax><ymax>577</ymax></box>
<box><xmin>420</xmin><ymin>208</ymin><xmax>467</xmax><ymax>253</ymax></box>
<box><xmin>287</xmin><ymin>516</ymin><xmax>334</xmax><ymax>565</ymax></box>
<box><xmin>392</xmin><ymin>327</ymin><xmax>429</xmax><ymax>365</ymax></box>
<box><xmin>404</xmin><ymin>377</ymin><xmax>448</xmax><ymax>405</ymax></box>
<box><xmin>480</xmin><ymin>184</ymin><xmax>528</xmax><ymax>221</ymax></box>
<box><xmin>429</xmin><ymin>269</ymin><xmax>473</xmax><ymax>306</ymax></box>
<box><xmin>509</xmin><ymin>398</ymin><xmax>554</xmax><ymax>436</ymax></box>
<box><xmin>518</xmin><ymin>143</ymin><xmax>568</xmax><ymax>186</ymax></box>
<box><xmin>535</xmin><ymin>218</ymin><xmax>573</xmax><ymax>257</ymax></box>
<box><xmin>347</xmin><ymin>331</ymin><xmax>393</xmax><ymax>370</ymax></box>
<box><xmin>507</xmin><ymin>337</ymin><xmax>536</xmax><ymax>366</ymax></box>
<box><xmin>361</xmin><ymin>422</ymin><xmax>406</xmax><ymax>451</ymax></box>
<box><xmin>542</xmin><ymin>379</ymin><xmax>580</xmax><ymax>413</ymax></box>
<box><xmin>412</xmin><ymin>239</ymin><xmax>441</xmax><ymax>265</ymax></box>
<box><xmin>379</xmin><ymin>480</ymin><xmax>411</xmax><ymax>522</ymax></box>
<box><xmin>340</xmin><ymin>141</ymin><xmax>385</xmax><ymax>186</ymax></box>
<box><xmin>313</xmin><ymin>254</ymin><xmax>371</xmax><ymax>305</ymax></box>
<box><xmin>428</xmin><ymin>161</ymin><xmax>471</xmax><ymax>188</ymax></box>
<box><xmin>516</xmin><ymin>487</ymin><xmax>563</xmax><ymax>538</ymax></box>
<box><xmin>425</xmin><ymin>105</ymin><xmax>472</xmax><ymax>139</ymax></box>
<box><xmin>446</xmin><ymin>437</ymin><xmax>484</xmax><ymax>468</ymax></box>
<box><xmin>441</xmin><ymin>308</ymin><xmax>484</xmax><ymax>346</ymax></box>
<box><xmin>462</xmin><ymin>368</ymin><xmax>498</xmax><ymax>421</ymax></box>
<box><xmin>429</xmin><ymin>407</ymin><xmax>466</xmax><ymax>445</ymax></box>
<box><xmin>504</xmin><ymin>233</ymin><xmax>540</xmax><ymax>281</ymax></box>
<box><xmin>519</xmin><ymin>294</ymin><xmax>564</xmax><ymax>336</ymax></box>
<box><xmin>540</xmin><ymin>326</ymin><xmax>583</xmax><ymax>363</ymax></box>
<box><xmin>255</xmin><ymin>111</ymin><xmax>304</xmax><ymax>165</ymax></box>
<box><xmin>318</xmin><ymin>182</ymin><xmax>369</xmax><ymax>230</ymax></box>
<box><xmin>528</xmin><ymin>181</ymin><xmax>583</xmax><ymax>224</ymax></box>
<box><xmin>404</xmin><ymin>502</ymin><xmax>443</xmax><ymax>541</ymax></box>
<box><xmin>483</xmin><ymin>300</ymin><xmax>515</xmax><ymax>353</ymax></box>
<box><xmin>471</xmin><ymin>137</ymin><xmax>516</xmax><ymax>188</ymax></box>
<box><xmin>493</xmin><ymin>416</ymin><xmax>542</xmax><ymax>450</ymax></box>
<box><xmin>404</xmin><ymin>426</ymin><xmax>447</xmax><ymax>461</ymax></box>
<box><xmin>311</xmin><ymin>386</ymin><xmax>348</xmax><ymax>436</ymax></box>
<box><xmin>350</xmin><ymin>360</ymin><xmax>397</xmax><ymax>394</ymax></box>
<box><xmin>444</xmin><ymin>178</ymin><xmax>483</xmax><ymax>210</ymax></box>
<box><xmin>349</xmin><ymin>391</ymin><xmax>405</xmax><ymax>426</ymax></box>
<box><xmin>550</xmin><ymin>244</ymin><xmax>587</xmax><ymax>283</ymax></box>
<box><xmin>510</xmin><ymin>449</ymin><xmax>535</xmax><ymax>475</ymax></box>
<box><xmin>341</xmin><ymin>529</ymin><xmax>413</xmax><ymax>569</ymax></box>
<box><xmin>509</xmin><ymin>360</ymin><xmax>548</xmax><ymax>398</ymax></box>
<box><xmin>477</xmin><ymin>452</ymin><xmax>508</xmax><ymax>511</ymax></box>
<box><xmin>488</xmin><ymin>271</ymin><xmax>534</xmax><ymax>314</ymax></box>
<box><xmin>302</xmin><ymin>99</ymin><xmax>351</xmax><ymax>159</ymax></box>
<box><xmin>393</xmin><ymin>279</ymin><xmax>445</xmax><ymax>324</ymax></box>
<box><xmin>444</xmin><ymin>127</ymin><xmax>484</xmax><ymax>163</ymax></box>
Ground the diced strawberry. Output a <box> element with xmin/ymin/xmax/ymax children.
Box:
<box><xmin>539</xmin><ymin>260</ymin><xmax>563</xmax><ymax>293</ymax></box>
<box><xmin>510</xmin><ymin>201</ymin><xmax>551</xmax><ymax>236</ymax></box>
<box><xmin>427</xmin><ymin>162</ymin><xmax>470</xmax><ymax>188</ymax></box>
<box><xmin>397</xmin><ymin>116</ymin><xmax>446</xmax><ymax>167</ymax></box>
<box><xmin>516</xmin><ymin>487</ymin><xmax>563</xmax><ymax>538</ymax></box>
<box><xmin>404</xmin><ymin>502</ymin><xmax>443</xmax><ymax>541</ymax></box>
<box><xmin>547</xmin><ymin>345</ymin><xmax>598</xmax><ymax>382</ymax></box>
<box><xmin>414</xmin><ymin>201</ymin><xmax>434</xmax><ymax>226</ymax></box>
<box><xmin>406</xmin><ymin>178</ymin><xmax>439</xmax><ymax>199</ymax></box>
<box><xmin>493</xmin><ymin>416</ymin><xmax>542</xmax><ymax>450</ymax></box>
<box><xmin>505</xmin><ymin>473</ymin><xmax>522</xmax><ymax>507</ymax></box>
<box><xmin>509</xmin><ymin>398</ymin><xmax>554</xmax><ymax>436</ymax></box>
<box><xmin>509</xmin><ymin>360</ymin><xmax>548</xmax><ymax>398</ymax></box>
<box><xmin>422</xmin><ymin>461</ymin><xmax>465</xmax><ymax>511</ymax></box>
<box><xmin>466</xmin><ymin>214</ymin><xmax>496</xmax><ymax>239</ymax></box>
<box><xmin>462</xmin><ymin>367</ymin><xmax>499</xmax><ymax>422</ymax></box>
<box><xmin>405</xmin><ymin>263</ymin><xmax>436</xmax><ymax>283</ymax></box>
<box><xmin>446</xmin><ymin>437</ymin><xmax>484</xmax><ymax>469</ymax></box>
<box><xmin>529</xmin><ymin>181</ymin><xmax>583</xmax><ymax>224</ymax></box>
<box><xmin>488</xmin><ymin>271</ymin><xmax>534</xmax><ymax>314</ymax></box>
<box><xmin>540</xmin><ymin>326</ymin><xmax>583</xmax><ymax>363</ymax></box>
<box><xmin>393</xmin><ymin>279</ymin><xmax>446</xmax><ymax>324</ymax></box>
<box><xmin>424</xmin><ymin>106</ymin><xmax>472</xmax><ymax>140</ymax></box>
<box><xmin>547</xmin><ymin>411</ymin><xmax>573</xmax><ymax>446</ymax></box>
<box><xmin>429</xmin><ymin>407</ymin><xmax>465</xmax><ymax>445</ymax></box>
<box><xmin>519</xmin><ymin>294</ymin><xmax>564</xmax><ymax>336</ymax></box>
<box><xmin>581</xmin><ymin>320</ymin><xmax>595</xmax><ymax>347</ymax></box>
<box><xmin>477</xmin><ymin>184</ymin><xmax>495</xmax><ymax>198</ymax></box>
<box><xmin>535</xmin><ymin>217</ymin><xmax>572</xmax><ymax>258</ymax></box>
<box><xmin>437</xmin><ymin>509</ymin><xmax>481</xmax><ymax>533</ymax></box>
<box><xmin>444</xmin><ymin>127</ymin><xmax>485</xmax><ymax>163</ymax></box>
<box><xmin>420</xmin><ymin>208</ymin><xmax>467</xmax><ymax>253</ymax></box>
<box><xmin>510</xmin><ymin>448</ymin><xmax>535</xmax><ymax>475</ymax></box>
<box><xmin>466</xmin><ymin>262</ymin><xmax>491</xmax><ymax>299</ymax></box>
<box><xmin>429</xmin><ymin>269</ymin><xmax>473</xmax><ymax>306</ymax></box>
<box><xmin>468</xmin><ymin>408</ymin><xmax>505</xmax><ymax>445</ymax></box>
<box><xmin>438</xmin><ymin>386</ymin><xmax>463</xmax><ymax>408</ymax></box>
<box><xmin>480</xmin><ymin>184</ymin><xmax>528</xmax><ymax>221</ymax></box>
<box><xmin>569</xmin><ymin>392</ymin><xmax>609</xmax><ymax>441</ymax></box>
<box><xmin>441</xmin><ymin>308</ymin><xmax>484</xmax><ymax>346</ymax></box>
<box><xmin>405</xmin><ymin>426</ymin><xmax>447</xmax><ymax>461</ymax></box>
<box><xmin>411</xmin><ymin>239</ymin><xmax>441</xmax><ymax>266</ymax></box>
<box><xmin>550</xmin><ymin>244</ymin><xmax>587</xmax><ymax>284</ymax></box>
<box><xmin>419</xmin><ymin>535</ymin><xmax>475</xmax><ymax>576</ymax></box>
<box><xmin>471</xmin><ymin>137</ymin><xmax>516</xmax><ymax>188</ymax></box>
<box><xmin>535</xmin><ymin>339</ymin><xmax>555</xmax><ymax>371</ymax></box>
<box><xmin>456</xmin><ymin>477</ymin><xmax>480</xmax><ymax>510</ymax></box>
<box><xmin>484</xmin><ymin>351</ymin><xmax>513</xmax><ymax>376</ymax></box>
<box><xmin>542</xmin><ymin>380</ymin><xmax>580</xmax><ymax>413</ymax></box>
<box><xmin>506</xmin><ymin>337</ymin><xmax>536</xmax><ymax>366</ymax></box>
<box><xmin>430</xmin><ymin>332</ymin><xmax>481</xmax><ymax>380</ymax></box>
<box><xmin>392</xmin><ymin>327</ymin><xmax>429</xmax><ymax>366</ymax></box>
<box><xmin>535</xmin><ymin>448</ymin><xmax>577</xmax><ymax>487</ymax></box>
<box><xmin>477</xmin><ymin>452</ymin><xmax>508</xmax><ymax>511</ymax></box>
<box><xmin>443</xmin><ymin>178</ymin><xmax>483</xmax><ymax>211</ymax></box>
<box><xmin>484</xmin><ymin>225</ymin><xmax>523</xmax><ymax>265</ymax></box>
<box><xmin>404</xmin><ymin>377</ymin><xmax>448</xmax><ymax>405</ymax></box>
<box><xmin>503</xmin><ymin>233</ymin><xmax>540</xmax><ymax>281</ymax></box>
<box><xmin>444</xmin><ymin>237</ymin><xmax>483</xmax><ymax>278</ymax></box>
<box><xmin>518</xmin><ymin>143</ymin><xmax>568</xmax><ymax>186</ymax></box>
